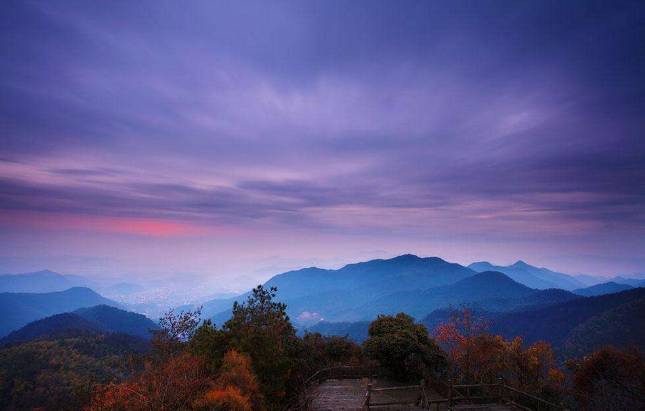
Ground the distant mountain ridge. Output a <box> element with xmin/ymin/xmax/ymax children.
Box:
<box><xmin>573</xmin><ymin>281</ymin><xmax>634</xmax><ymax>297</ymax></box>
<box><xmin>306</xmin><ymin>321</ymin><xmax>371</xmax><ymax>343</ymax></box>
<box><xmin>204</xmin><ymin>254</ymin><xmax>478</xmax><ymax>324</ymax></box>
<box><xmin>0</xmin><ymin>287</ymin><xmax>120</xmax><ymax>337</ymax></box>
<box><xmin>610</xmin><ymin>276</ymin><xmax>645</xmax><ymax>288</ymax></box>
<box><xmin>0</xmin><ymin>269</ymin><xmax>95</xmax><ymax>293</ymax></box>
<box><xmin>468</xmin><ymin>260</ymin><xmax>585</xmax><ymax>290</ymax></box>
<box><xmin>205</xmin><ymin>255</ymin><xmax>588</xmax><ymax>326</ymax></box>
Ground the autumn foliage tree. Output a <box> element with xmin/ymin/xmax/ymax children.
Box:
<box><xmin>88</xmin><ymin>352</ymin><xmax>212</xmax><ymax>411</ymax></box>
<box><xmin>90</xmin><ymin>286</ymin><xmax>362</xmax><ymax>411</ymax></box>
<box><xmin>89</xmin><ymin>308</ymin><xmax>215</xmax><ymax>411</ymax></box>
<box><xmin>435</xmin><ymin>308</ymin><xmax>564</xmax><ymax>400</ymax></box>
<box><xmin>196</xmin><ymin>349</ymin><xmax>263</xmax><ymax>411</ymax></box>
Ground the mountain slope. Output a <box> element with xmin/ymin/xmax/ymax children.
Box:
<box><xmin>0</xmin><ymin>305</ymin><xmax>158</xmax><ymax>345</ymax></box>
<box><xmin>74</xmin><ymin>305</ymin><xmax>159</xmax><ymax>338</ymax></box>
<box><xmin>0</xmin><ymin>269</ymin><xmax>93</xmax><ymax>293</ymax></box>
<box><xmin>0</xmin><ymin>313</ymin><xmax>101</xmax><ymax>345</ymax></box>
<box><xmin>349</xmin><ymin>271</ymin><xmax>538</xmax><ymax>320</ymax></box>
<box><xmin>491</xmin><ymin>287</ymin><xmax>645</xmax><ymax>351</ymax></box>
<box><xmin>573</xmin><ymin>281</ymin><xmax>634</xmax><ymax>297</ymax></box>
<box><xmin>562</xmin><ymin>297</ymin><xmax>645</xmax><ymax>357</ymax></box>
<box><xmin>0</xmin><ymin>333</ymin><xmax>148</xmax><ymax>410</ymax></box>
<box><xmin>0</xmin><ymin>287</ymin><xmax>120</xmax><ymax>337</ymax></box>
<box><xmin>305</xmin><ymin>288</ymin><xmax>643</xmax><ymax>355</ymax></box>
<box><xmin>468</xmin><ymin>261</ymin><xmax>584</xmax><ymax>290</ymax></box>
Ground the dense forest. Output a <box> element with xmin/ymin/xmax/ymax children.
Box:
<box><xmin>0</xmin><ymin>285</ymin><xmax>643</xmax><ymax>410</ymax></box>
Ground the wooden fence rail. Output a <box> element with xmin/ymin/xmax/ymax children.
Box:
<box><xmin>286</xmin><ymin>364</ymin><xmax>565</xmax><ymax>411</ymax></box>
<box><xmin>364</xmin><ymin>379</ymin><xmax>428</xmax><ymax>409</ymax></box>
<box><xmin>444</xmin><ymin>378</ymin><xmax>566</xmax><ymax>411</ymax></box>
<box><xmin>364</xmin><ymin>377</ymin><xmax>565</xmax><ymax>410</ymax></box>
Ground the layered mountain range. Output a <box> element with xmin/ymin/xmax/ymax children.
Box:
<box><xmin>0</xmin><ymin>287</ymin><xmax>121</xmax><ymax>337</ymax></box>
<box><xmin>198</xmin><ymin>254</ymin><xmax>644</xmax><ymax>356</ymax></box>
<box><xmin>309</xmin><ymin>286</ymin><xmax>645</xmax><ymax>357</ymax></box>
<box><xmin>2</xmin><ymin>255</ymin><xmax>642</xmax><ymax>357</ymax></box>
<box><xmin>203</xmin><ymin>254</ymin><xmax>639</xmax><ymax>326</ymax></box>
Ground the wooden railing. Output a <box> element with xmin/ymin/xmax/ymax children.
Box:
<box><xmin>363</xmin><ymin>379</ymin><xmax>429</xmax><ymax>409</ymax></box>
<box><xmin>303</xmin><ymin>364</ymin><xmax>375</xmax><ymax>387</ymax></box>
<box><xmin>502</xmin><ymin>384</ymin><xmax>564</xmax><ymax>411</ymax></box>
<box><xmin>444</xmin><ymin>378</ymin><xmax>565</xmax><ymax>411</ymax></box>
<box><xmin>287</xmin><ymin>365</ymin><xmax>565</xmax><ymax>411</ymax></box>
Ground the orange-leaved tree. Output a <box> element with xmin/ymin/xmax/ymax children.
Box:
<box><xmin>88</xmin><ymin>352</ymin><xmax>212</xmax><ymax>411</ymax></box>
<box><xmin>195</xmin><ymin>349</ymin><xmax>264</xmax><ymax>411</ymax></box>
<box><xmin>435</xmin><ymin>308</ymin><xmax>564</xmax><ymax>400</ymax></box>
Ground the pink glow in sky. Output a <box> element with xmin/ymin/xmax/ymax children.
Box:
<box><xmin>0</xmin><ymin>211</ymin><xmax>211</xmax><ymax>237</ymax></box>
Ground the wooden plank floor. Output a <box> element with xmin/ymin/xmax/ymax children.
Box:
<box><xmin>310</xmin><ymin>378</ymin><xmax>368</xmax><ymax>410</ymax></box>
<box><xmin>310</xmin><ymin>378</ymin><xmax>427</xmax><ymax>410</ymax></box>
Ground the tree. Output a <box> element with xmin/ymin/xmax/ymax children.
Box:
<box><xmin>434</xmin><ymin>308</ymin><xmax>489</xmax><ymax>353</ymax></box>
<box><xmin>569</xmin><ymin>346</ymin><xmax>645</xmax><ymax>410</ymax></box>
<box><xmin>321</xmin><ymin>334</ymin><xmax>362</xmax><ymax>365</ymax></box>
<box><xmin>152</xmin><ymin>307</ymin><xmax>202</xmax><ymax>359</ymax></box>
<box><xmin>0</xmin><ymin>335</ymin><xmax>144</xmax><ymax>411</ymax></box>
<box><xmin>293</xmin><ymin>332</ymin><xmax>363</xmax><ymax>386</ymax></box>
<box><xmin>188</xmin><ymin>319</ymin><xmax>229</xmax><ymax>374</ymax></box>
<box><xmin>196</xmin><ymin>349</ymin><xmax>263</xmax><ymax>410</ymax></box>
<box><xmin>436</xmin><ymin>308</ymin><xmax>564</xmax><ymax>400</ymax></box>
<box><xmin>196</xmin><ymin>386</ymin><xmax>251</xmax><ymax>411</ymax></box>
<box><xmin>89</xmin><ymin>352</ymin><xmax>212</xmax><ymax>411</ymax></box>
<box><xmin>364</xmin><ymin>313</ymin><xmax>446</xmax><ymax>381</ymax></box>
<box><xmin>223</xmin><ymin>285</ymin><xmax>297</xmax><ymax>407</ymax></box>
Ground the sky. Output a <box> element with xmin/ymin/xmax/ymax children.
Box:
<box><xmin>1</xmin><ymin>0</ymin><xmax>644</xmax><ymax>288</ymax></box>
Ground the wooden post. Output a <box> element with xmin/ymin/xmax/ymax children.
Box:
<box><xmin>497</xmin><ymin>376</ymin><xmax>503</xmax><ymax>401</ymax></box>
<box><xmin>366</xmin><ymin>383</ymin><xmax>372</xmax><ymax>410</ymax></box>
<box><xmin>448</xmin><ymin>378</ymin><xmax>453</xmax><ymax>409</ymax></box>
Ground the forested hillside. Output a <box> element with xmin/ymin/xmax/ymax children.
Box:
<box><xmin>1</xmin><ymin>305</ymin><xmax>158</xmax><ymax>345</ymax></box>
<box><xmin>0</xmin><ymin>288</ymin><xmax>120</xmax><ymax>337</ymax></box>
